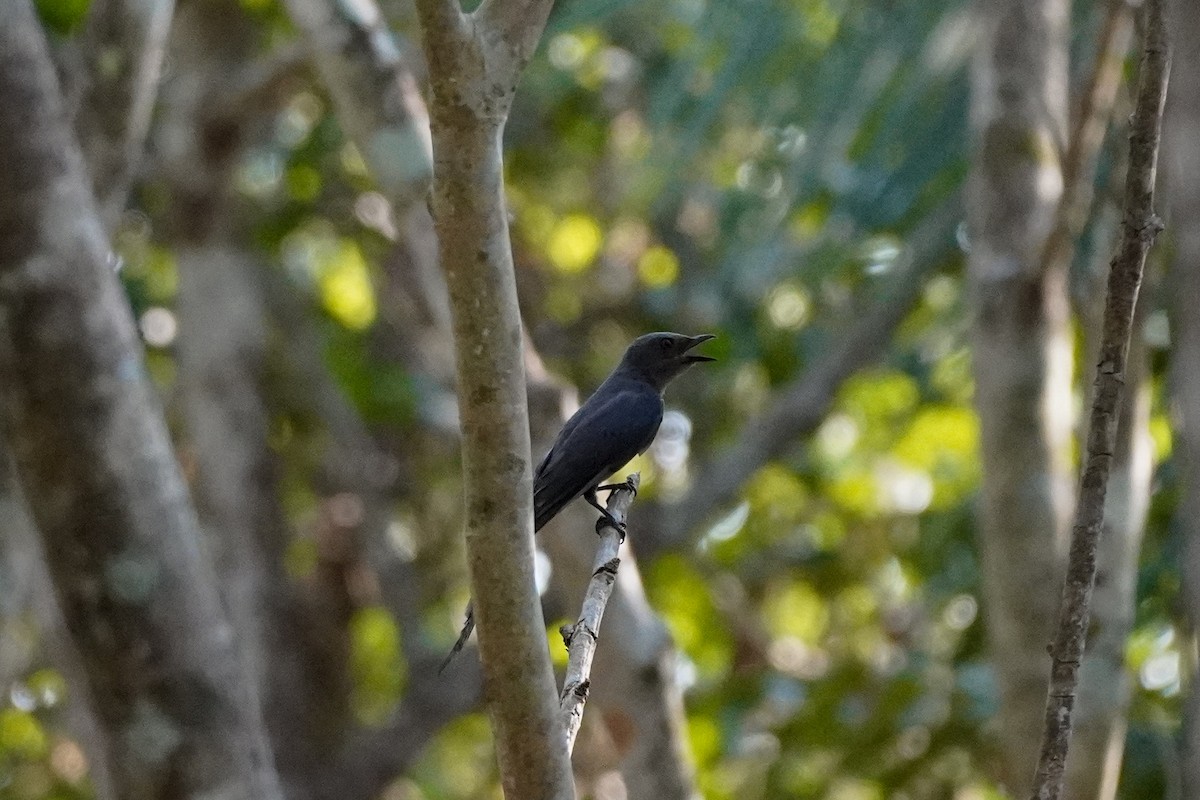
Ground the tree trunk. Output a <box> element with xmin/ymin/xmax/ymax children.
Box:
<box><xmin>157</xmin><ymin>3</ymin><xmax>358</xmax><ymax>795</ymax></box>
<box><xmin>0</xmin><ymin>4</ymin><xmax>282</xmax><ymax>798</ymax></box>
<box><xmin>967</xmin><ymin>0</ymin><xmax>1072</xmax><ymax>793</ymax></box>
<box><xmin>412</xmin><ymin>0</ymin><xmax>576</xmax><ymax>793</ymax></box>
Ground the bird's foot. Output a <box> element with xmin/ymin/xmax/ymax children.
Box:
<box><xmin>595</xmin><ymin>511</ymin><xmax>627</xmax><ymax>542</ymax></box>
<box><xmin>595</xmin><ymin>475</ymin><xmax>639</xmax><ymax>497</ymax></box>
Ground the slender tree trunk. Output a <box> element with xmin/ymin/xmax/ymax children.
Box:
<box><xmin>411</xmin><ymin>0</ymin><xmax>576</xmax><ymax>793</ymax></box>
<box><xmin>967</xmin><ymin>0</ymin><xmax>1073</xmax><ymax>793</ymax></box>
<box><xmin>0</xmin><ymin>4</ymin><xmax>282</xmax><ymax>798</ymax></box>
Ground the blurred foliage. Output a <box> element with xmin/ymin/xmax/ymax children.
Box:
<box><xmin>9</xmin><ymin>0</ymin><xmax>1188</xmax><ymax>798</ymax></box>
<box><xmin>34</xmin><ymin>0</ymin><xmax>91</xmax><ymax>34</ymax></box>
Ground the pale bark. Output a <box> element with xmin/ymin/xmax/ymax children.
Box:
<box><xmin>411</xmin><ymin>0</ymin><xmax>574</xmax><ymax>795</ymax></box>
<box><xmin>1040</xmin><ymin>0</ymin><xmax>1133</xmax><ymax>280</ymax></box>
<box><xmin>0</xmin><ymin>3</ymin><xmax>282</xmax><ymax>798</ymax></box>
<box><xmin>967</xmin><ymin>0</ymin><xmax>1073</xmax><ymax>792</ymax></box>
<box><xmin>560</xmin><ymin>475</ymin><xmax>639</xmax><ymax>754</ymax></box>
<box><xmin>1029</xmin><ymin>1</ymin><xmax>1169</xmax><ymax>795</ymax></box>
<box><xmin>1164</xmin><ymin>0</ymin><xmax>1200</xmax><ymax>792</ymax></box>
<box><xmin>283</xmin><ymin>0</ymin><xmax>694</xmax><ymax>789</ymax></box>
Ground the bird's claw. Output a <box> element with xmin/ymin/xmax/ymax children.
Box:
<box><xmin>595</xmin><ymin>513</ymin><xmax>627</xmax><ymax>542</ymax></box>
<box><xmin>595</xmin><ymin>475</ymin><xmax>639</xmax><ymax>497</ymax></box>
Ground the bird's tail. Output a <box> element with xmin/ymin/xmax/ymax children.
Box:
<box><xmin>438</xmin><ymin>599</ymin><xmax>474</xmax><ymax>675</ymax></box>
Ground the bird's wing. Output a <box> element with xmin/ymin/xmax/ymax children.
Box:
<box><xmin>533</xmin><ymin>387</ymin><xmax>662</xmax><ymax>531</ymax></box>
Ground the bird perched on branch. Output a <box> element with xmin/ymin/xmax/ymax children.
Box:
<box><xmin>440</xmin><ymin>332</ymin><xmax>716</xmax><ymax>673</ymax></box>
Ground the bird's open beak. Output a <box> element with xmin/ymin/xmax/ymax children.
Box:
<box><xmin>684</xmin><ymin>334</ymin><xmax>717</xmax><ymax>363</ymax></box>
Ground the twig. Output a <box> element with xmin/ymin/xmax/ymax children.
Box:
<box><xmin>1028</xmin><ymin>2</ymin><xmax>1170</xmax><ymax>798</ymax></box>
<box><xmin>558</xmin><ymin>473</ymin><xmax>639</xmax><ymax>753</ymax></box>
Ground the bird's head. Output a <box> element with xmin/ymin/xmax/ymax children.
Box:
<box><xmin>619</xmin><ymin>332</ymin><xmax>716</xmax><ymax>390</ymax></box>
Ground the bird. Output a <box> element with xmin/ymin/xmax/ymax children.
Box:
<box><xmin>440</xmin><ymin>332</ymin><xmax>716</xmax><ymax>673</ymax></box>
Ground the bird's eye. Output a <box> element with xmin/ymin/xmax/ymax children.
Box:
<box><xmin>660</xmin><ymin>339</ymin><xmax>673</xmax><ymax>351</ymax></box>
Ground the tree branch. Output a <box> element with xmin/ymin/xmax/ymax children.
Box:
<box><xmin>282</xmin><ymin>0</ymin><xmax>433</xmax><ymax>209</ymax></box>
<box><xmin>559</xmin><ymin>474</ymin><xmax>639</xmax><ymax>754</ymax></box>
<box><xmin>474</xmin><ymin>0</ymin><xmax>557</xmax><ymax>88</ymax></box>
<box><xmin>412</xmin><ymin>0</ymin><xmax>573</xmax><ymax>794</ymax></box>
<box><xmin>412</xmin><ymin>0</ymin><xmax>471</xmax><ymax>98</ymax></box>
<box><xmin>1028</xmin><ymin>1</ymin><xmax>1170</xmax><ymax>797</ymax></box>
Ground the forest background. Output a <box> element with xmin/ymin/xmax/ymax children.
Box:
<box><xmin>0</xmin><ymin>0</ymin><xmax>1197</xmax><ymax>798</ymax></box>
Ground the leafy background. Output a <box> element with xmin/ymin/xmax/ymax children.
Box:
<box><xmin>1</xmin><ymin>0</ymin><xmax>1186</xmax><ymax>798</ymax></box>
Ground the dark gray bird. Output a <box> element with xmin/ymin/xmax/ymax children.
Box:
<box><xmin>440</xmin><ymin>332</ymin><xmax>716</xmax><ymax>673</ymax></box>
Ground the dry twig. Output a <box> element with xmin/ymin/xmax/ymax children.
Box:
<box><xmin>1028</xmin><ymin>1</ymin><xmax>1170</xmax><ymax>797</ymax></box>
<box><xmin>558</xmin><ymin>474</ymin><xmax>640</xmax><ymax>753</ymax></box>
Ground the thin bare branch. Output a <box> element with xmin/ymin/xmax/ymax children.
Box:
<box><xmin>559</xmin><ymin>474</ymin><xmax>639</xmax><ymax>754</ymax></box>
<box><xmin>1029</xmin><ymin>1</ymin><xmax>1170</xmax><ymax>797</ymax></box>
